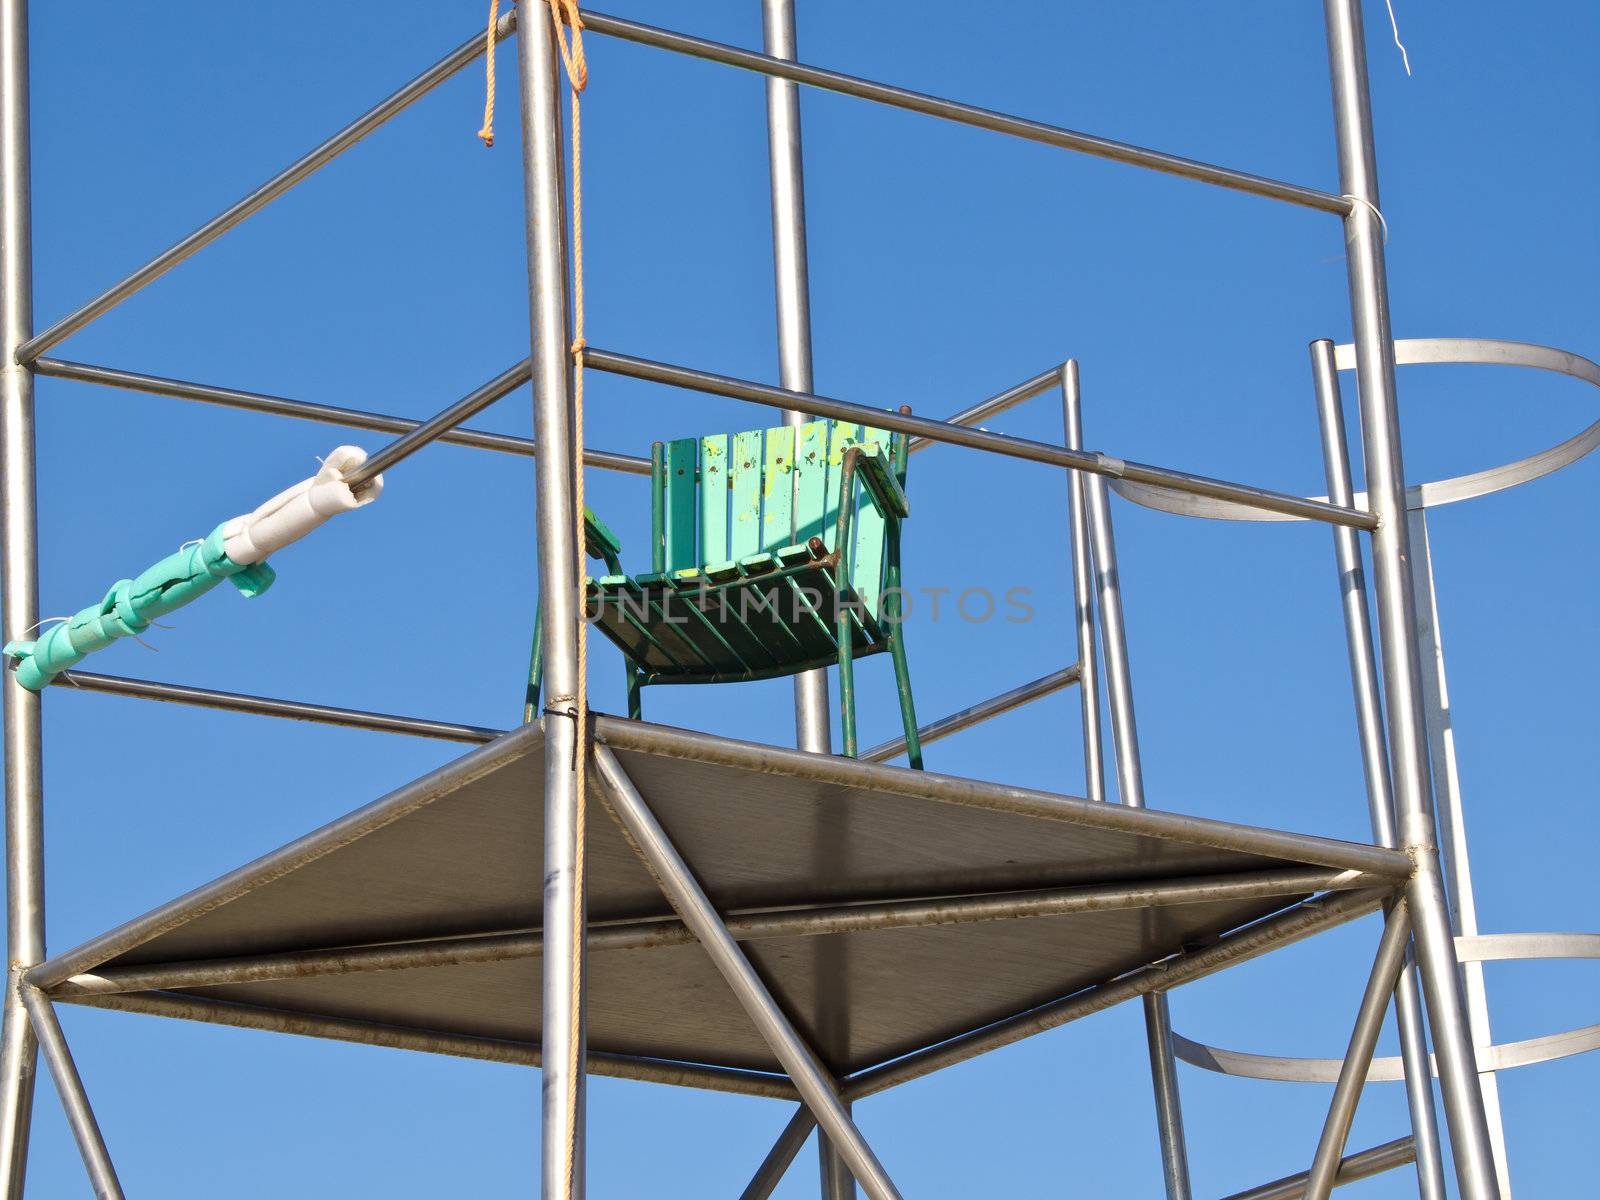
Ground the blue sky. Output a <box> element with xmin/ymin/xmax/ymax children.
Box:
<box><xmin>11</xmin><ymin>1</ymin><xmax>1598</xmax><ymax>1194</ymax></box>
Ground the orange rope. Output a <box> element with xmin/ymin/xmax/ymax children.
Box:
<box><xmin>476</xmin><ymin>0</ymin><xmax>499</xmax><ymax>146</ymax></box>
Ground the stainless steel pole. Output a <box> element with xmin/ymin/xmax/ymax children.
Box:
<box><xmin>739</xmin><ymin>1108</ymin><xmax>818</xmax><ymax>1200</ymax></box>
<box><xmin>1082</xmin><ymin>474</ymin><xmax>1190</xmax><ymax>1199</ymax></box>
<box><xmin>819</xmin><ymin>1115</ymin><xmax>855</xmax><ymax>1200</ymax></box>
<box><xmin>342</xmin><ymin>358</ymin><xmax>548</xmax><ymax>488</ymax></box>
<box><xmin>843</xmin><ymin>888</ymin><xmax>1389</xmax><ymax>1101</ymax></box>
<box><xmin>1322</xmin><ymin>3</ymin><xmax>1500</xmax><ymax>1196</ymax></box>
<box><xmin>1060</xmin><ymin>362</ymin><xmax>1106</xmax><ymax>804</ymax></box>
<box><xmin>0</xmin><ymin>2</ymin><xmax>41</xmax><ymax>1190</ymax></box>
<box><xmin>514</xmin><ymin>3</ymin><xmax>586</xmax><ymax>1194</ymax></box>
<box><xmin>1304</xmin><ymin>903</ymin><xmax>1413</xmax><ymax>1200</ymax></box>
<box><xmin>1406</xmin><ymin>509</ymin><xmax>1512</xmax><ymax>1194</ymax></box>
<box><xmin>30</xmin><ymin>357</ymin><xmax>653</xmax><ymax>476</ymax></box>
<box><xmin>1310</xmin><ymin>339</ymin><xmax>1445</xmax><ymax>1200</ymax></box>
<box><xmin>54</xmin><ymin>868</ymin><xmax>1369</xmax><ymax>997</ymax></box>
<box><xmin>57</xmin><ymin>671</ymin><xmax>504</xmax><ymax>745</ymax></box>
<box><xmin>18</xmin><ymin>990</ymin><xmax>121</xmax><ymax>1199</ymax></box>
<box><xmin>859</xmin><ymin>665</ymin><xmax>1079</xmax><ymax>764</ymax></box>
<box><xmin>759</xmin><ymin>7</ymin><xmax>846</xmax><ymax>1187</ymax></box>
<box><xmin>578</xmin><ymin>9</ymin><xmax>1349</xmax><ymax>214</ymax></box>
<box><xmin>587</xmin><ymin>347</ymin><xmax>1378</xmax><ymax>529</ymax></box>
<box><xmin>761</xmin><ymin>0</ymin><xmax>832</xmax><ymax>763</ymax></box>
<box><xmin>69</xmin><ymin>989</ymin><xmax>797</xmax><ymax>1099</ymax></box>
<box><xmin>1225</xmin><ymin>1137</ymin><xmax>1417</xmax><ymax>1200</ymax></box>
<box><xmin>906</xmin><ymin>366</ymin><xmax>1059</xmax><ymax>455</ymax></box>
<box><xmin>593</xmin><ymin>747</ymin><xmax>903</xmax><ymax>1200</ymax></box>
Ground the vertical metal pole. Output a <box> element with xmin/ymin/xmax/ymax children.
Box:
<box><xmin>514</xmin><ymin>4</ymin><xmax>585</xmax><ymax>1195</ymax></box>
<box><xmin>18</xmin><ymin>990</ymin><xmax>121</xmax><ymax>1199</ymax></box>
<box><xmin>1304</xmin><ymin>902</ymin><xmax>1414</xmax><ymax>1200</ymax></box>
<box><xmin>761</xmin><ymin>0</ymin><xmax>832</xmax><ymax>761</ymax></box>
<box><xmin>1060</xmin><ymin>361</ymin><xmax>1106</xmax><ymax>805</ymax></box>
<box><xmin>1322</xmin><ymin>3</ymin><xmax>1500</xmax><ymax>1196</ymax></box>
<box><xmin>1310</xmin><ymin>340</ymin><xmax>1446</xmax><ymax>1200</ymax></box>
<box><xmin>818</xmin><ymin>1121</ymin><xmax>855</xmax><ymax>1200</ymax></box>
<box><xmin>1083</xmin><ymin>474</ymin><xmax>1191</xmax><ymax>1200</ymax></box>
<box><xmin>0</xmin><ymin>2</ymin><xmax>41</xmax><ymax>1193</ymax></box>
<box><xmin>760</xmin><ymin>8</ymin><xmax>849</xmax><ymax>1193</ymax></box>
<box><xmin>1407</xmin><ymin>509</ymin><xmax>1512</xmax><ymax>1194</ymax></box>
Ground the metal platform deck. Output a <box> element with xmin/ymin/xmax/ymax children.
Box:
<box><xmin>37</xmin><ymin>716</ymin><xmax>1407</xmax><ymax>1091</ymax></box>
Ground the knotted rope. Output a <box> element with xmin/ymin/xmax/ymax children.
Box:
<box><xmin>476</xmin><ymin>0</ymin><xmax>500</xmax><ymax>146</ymax></box>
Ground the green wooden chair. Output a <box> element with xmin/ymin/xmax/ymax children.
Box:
<box><xmin>527</xmin><ymin>416</ymin><xmax>923</xmax><ymax>767</ymax></box>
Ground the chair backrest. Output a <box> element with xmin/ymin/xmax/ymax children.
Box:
<box><xmin>651</xmin><ymin>418</ymin><xmax>906</xmax><ymax>618</ymax></box>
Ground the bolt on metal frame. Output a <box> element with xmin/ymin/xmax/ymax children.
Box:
<box><xmin>0</xmin><ymin>1</ymin><xmax>1554</xmax><ymax>1197</ymax></box>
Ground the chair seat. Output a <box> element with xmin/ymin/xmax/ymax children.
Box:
<box><xmin>586</xmin><ymin>540</ymin><xmax>888</xmax><ymax>686</ymax></box>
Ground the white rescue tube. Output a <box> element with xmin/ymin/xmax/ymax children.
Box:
<box><xmin>220</xmin><ymin>446</ymin><xmax>383</xmax><ymax>566</ymax></box>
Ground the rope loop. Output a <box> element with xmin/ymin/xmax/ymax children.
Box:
<box><xmin>546</xmin><ymin>0</ymin><xmax>588</xmax><ymax>93</ymax></box>
<box><xmin>1342</xmin><ymin>194</ymin><xmax>1390</xmax><ymax>244</ymax></box>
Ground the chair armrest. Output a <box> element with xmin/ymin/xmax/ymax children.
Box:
<box><xmin>853</xmin><ymin>445</ymin><xmax>910</xmax><ymax>519</ymax></box>
<box><xmin>583</xmin><ymin>507</ymin><xmax>624</xmax><ymax>575</ymax></box>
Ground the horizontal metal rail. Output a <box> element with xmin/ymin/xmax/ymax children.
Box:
<box><xmin>862</xmin><ymin>665</ymin><xmax>1079</xmax><ymax>763</ymax></box>
<box><xmin>587</xmin><ymin>347</ymin><xmax>1378</xmax><ymax>528</ymax></box>
<box><xmin>50</xmin><ymin>867</ymin><xmax>1356</xmax><ymax>997</ymax></box>
<box><xmin>16</xmin><ymin>12</ymin><xmax>519</xmax><ymax>365</ymax></box>
<box><xmin>1220</xmin><ymin>1136</ymin><xmax>1416</xmax><ymax>1200</ymax></box>
<box><xmin>906</xmin><ymin>366</ymin><xmax>1059</xmax><ymax>455</ymax></box>
<box><xmin>580</xmin><ymin>10</ymin><xmax>1350</xmax><ymax>216</ymax></box>
<box><xmin>56</xmin><ymin>672</ymin><xmax>501</xmax><ymax>745</ymax></box>
<box><xmin>61</xmin><ymin>990</ymin><xmax>798</xmax><ymax>1101</ymax></box>
<box><xmin>840</xmin><ymin>887</ymin><xmax>1389</xmax><ymax>1101</ymax></box>
<box><xmin>56</xmin><ymin>666</ymin><xmax>1083</xmax><ymax>767</ymax></box>
<box><xmin>594</xmin><ymin>717</ymin><xmax>1412</xmax><ymax>877</ymax></box>
<box><xmin>32</xmin><ymin>357</ymin><xmax>651</xmax><ymax>475</ymax></box>
<box><xmin>27</xmin><ymin>355</ymin><xmax>1062</xmax><ymax>480</ymax></box>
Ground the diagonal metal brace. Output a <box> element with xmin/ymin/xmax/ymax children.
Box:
<box><xmin>19</xmin><ymin>988</ymin><xmax>122</xmax><ymax>1199</ymax></box>
<box><xmin>591</xmin><ymin>744</ymin><xmax>903</xmax><ymax>1200</ymax></box>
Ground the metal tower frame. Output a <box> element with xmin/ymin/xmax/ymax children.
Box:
<box><xmin>0</xmin><ymin>2</ymin><xmax>1591</xmax><ymax>1197</ymax></box>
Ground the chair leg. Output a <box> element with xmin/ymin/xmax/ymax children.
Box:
<box><xmin>886</xmin><ymin>621</ymin><xmax>923</xmax><ymax>770</ymax></box>
<box><xmin>836</xmin><ymin>611</ymin><xmax>858</xmax><ymax>758</ymax></box>
<box><xmin>883</xmin><ymin>518</ymin><xmax>921</xmax><ymax>768</ymax></box>
<box><xmin>524</xmin><ymin>604</ymin><xmax>544</xmax><ymax>725</ymax></box>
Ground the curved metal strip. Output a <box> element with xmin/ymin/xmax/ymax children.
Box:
<box><xmin>1174</xmin><ymin>1023</ymin><xmax>1600</xmax><ymax>1083</ymax></box>
<box><xmin>1455</xmin><ymin>931</ymin><xmax>1600</xmax><ymax>963</ymax></box>
<box><xmin>1485</xmin><ymin>1022</ymin><xmax>1600</xmax><ymax>1072</ymax></box>
<box><xmin>1171</xmin><ymin>1031</ymin><xmax>1398</xmax><ymax>1084</ymax></box>
<box><xmin>1332</xmin><ymin>337</ymin><xmax>1600</xmax><ymax>384</ymax></box>
<box><xmin>1108</xmin><ymin>478</ymin><xmax>1315</xmax><ymax>523</ymax></box>
<box><xmin>1174</xmin><ymin>929</ymin><xmax>1600</xmax><ymax>1081</ymax></box>
<box><xmin>1335</xmin><ymin>337</ymin><xmax>1600</xmax><ymax>511</ymax></box>
<box><xmin>1112</xmin><ymin>337</ymin><xmax>1600</xmax><ymax>521</ymax></box>
<box><xmin>1409</xmin><ymin>414</ymin><xmax>1600</xmax><ymax>509</ymax></box>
